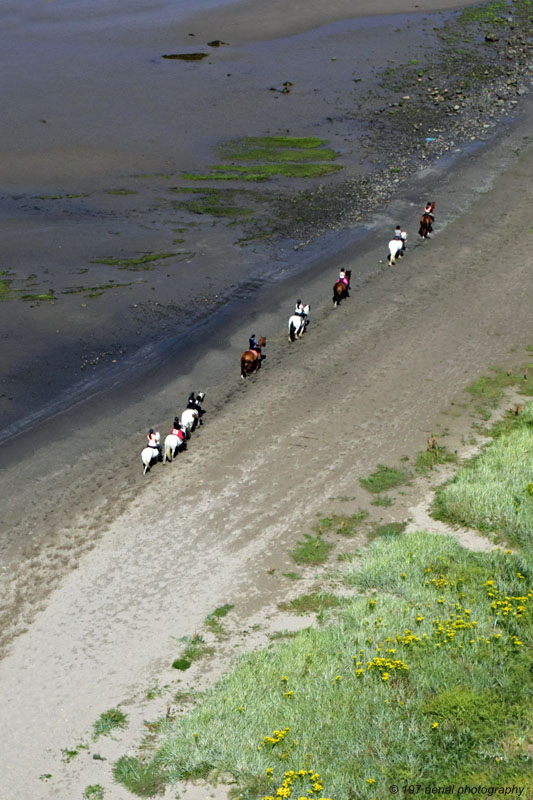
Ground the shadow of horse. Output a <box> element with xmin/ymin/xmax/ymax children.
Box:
<box><xmin>419</xmin><ymin>201</ymin><xmax>435</xmax><ymax>238</ymax></box>
<box><xmin>333</xmin><ymin>270</ymin><xmax>351</xmax><ymax>306</ymax></box>
<box><xmin>240</xmin><ymin>336</ymin><xmax>266</xmax><ymax>378</ymax></box>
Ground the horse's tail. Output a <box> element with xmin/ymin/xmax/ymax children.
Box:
<box><xmin>164</xmin><ymin>439</ymin><xmax>172</xmax><ymax>463</ymax></box>
<box><xmin>289</xmin><ymin>320</ymin><xmax>296</xmax><ymax>342</ymax></box>
<box><xmin>240</xmin><ymin>354</ymin><xmax>247</xmax><ymax>379</ymax></box>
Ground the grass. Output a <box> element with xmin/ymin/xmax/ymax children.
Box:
<box><xmin>204</xmin><ymin>604</ymin><xmax>234</xmax><ymax>635</ymax></box>
<box><xmin>432</xmin><ymin>401</ymin><xmax>533</xmax><ymax>548</ymax></box>
<box><xmin>113</xmin><ymin>757</ymin><xmax>167</xmax><ymax>797</ymax></box>
<box><xmin>114</xmin><ymin>532</ymin><xmax>532</xmax><ymax>798</ymax></box>
<box><xmin>172</xmin><ymin>634</ymin><xmax>215</xmax><ymax>671</ymax></box>
<box><xmin>367</xmin><ymin>521</ymin><xmax>407</xmax><ymax>541</ymax></box>
<box><xmin>61</xmin><ymin>743</ymin><xmax>88</xmax><ymax>763</ymax></box>
<box><xmin>289</xmin><ymin>534</ymin><xmax>334</xmax><ymax>565</ymax></box>
<box><xmin>466</xmin><ymin>365</ymin><xmax>533</xmax><ymax>411</ymax></box>
<box><xmin>359</xmin><ymin>463</ymin><xmax>411</xmax><ymax>493</ymax></box>
<box><xmin>370</xmin><ymin>494</ymin><xmax>395</xmax><ymax>507</ymax></box>
<box><xmin>90</xmin><ymin>253</ymin><xmax>177</xmax><ymax>268</ymax></box>
<box><xmin>277</xmin><ymin>592</ymin><xmax>345</xmax><ymax>615</ymax></box>
<box><xmin>314</xmin><ymin>511</ymin><xmax>369</xmax><ymax>537</ymax></box>
<box><xmin>83</xmin><ymin>786</ymin><xmax>105</xmax><ymax>800</ymax></box>
<box><xmin>92</xmin><ymin>708</ymin><xmax>128</xmax><ymax>740</ymax></box>
<box><xmin>414</xmin><ymin>444</ymin><xmax>458</xmax><ymax>474</ymax></box>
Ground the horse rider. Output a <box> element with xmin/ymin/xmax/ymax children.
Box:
<box><xmin>187</xmin><ymin>392</ymin><xmax>203</xmax><ymax>413</ymax></box>
<box><xmin>147</xmin><ymin>428</ymin><xmax>161</xmax><ymax>456</ymax></box>
<box><xmin>249</xmin><ymin>334</ymin><xmax>261</xmax><ymax>353</ymax></box>
<box><xmin>294</xmin><ymin>299</ymin><xmax>307</xmax><ymax>318</ymax></box>
<box><xmin>170</xmin><ymin>416</ymin><xmax>185</xmax><ymax>441</ymax></box>
<box><xmin>394</xmin><ymin>225</ymin><xmax>407</xmax><ymax>250</ymax></box>
<box><xmin>339</xmin><ymin>269</ymin><xmax>351</xmax><ymax>290</ymax></box>
<box><xmin>424</xmin><ymin>201</ymin><xmax>435</xmax><ymax>222</ymax></box>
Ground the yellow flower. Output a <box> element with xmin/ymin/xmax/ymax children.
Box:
<box><xmin>382</xmin><ymin>672</ymin><xmax>389</xmax><ymax>681</ymax></box>
<box><xmin>284</xmin><ymin>690</ymin><xmax>294</xmax><ymax>697</ymax></box>
<box><xmin>335</xmin><ymin>675</ymin><xmax>342</xmax><ymax>681</ymax></box>
<box><xmin>432</xmin><ymin>722</ymin><xmax>439</xmax><ymax>729</ymax></box>
<box><xmin>266</xmin><ymin>768</ymin><xmax>274</xmax><ymax>776</ymax></box>
<box><xmin>366</xmin><ymin>778</ymin><xmax>376</xmax><ymax>784</ymax></box>
<box><xmin>281</xmin><ymin>676</ymin><xmax>288</xmax><ymax>682</ymax></box>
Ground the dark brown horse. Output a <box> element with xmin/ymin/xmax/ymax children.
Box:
<box><xmin>419</xmin><ymin>201</ymin><xmax>435</xmax><ymax>238</ymax></box>
<box><xmin>333</xmin><ymin>270</ymin><xmax>351</xmax><ymax>306</ymax></box>
<box><xmin>240</xmin><ymin>336</ymin><xmax>266</xmax><ymax>379</ymax></box>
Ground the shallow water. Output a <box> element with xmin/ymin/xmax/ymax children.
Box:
<box><xmin>0</xmin><ymin>0</ymin><xmax>521</xmax><ymax>440</ymax></box>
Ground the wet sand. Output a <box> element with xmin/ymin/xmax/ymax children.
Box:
<box><xmin>0</xmin><ymin>0</ymin><xmax>532</xmax><ymax>797</ymax></box>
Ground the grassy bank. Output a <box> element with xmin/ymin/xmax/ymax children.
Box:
<box><xmin>114</xmin><ymin>530</ymin><xmax>532</xmax><ymax>798</ymax></box>
<box><xmin>433</xmin><ymin>401</ymin><xmax>533</xmax><ymax>548</ymax></box>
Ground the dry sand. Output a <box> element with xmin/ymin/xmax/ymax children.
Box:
<box><xmin>0</xmin><ymin>0</ymin><xmax>532</xmax><ymax>797</ymax></box>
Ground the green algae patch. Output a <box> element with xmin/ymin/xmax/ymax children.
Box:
<box><xmin>90</xmin><ymin>252</ymin><xmax>177</xmax><ymax>269</ymax></box>
<box><xmin>185</xmin><ymin>163</ymin><xmax>342</xmax><ymax>181</ymax></box>
<box><xmin>105</xmin><ymin>188</ymin><xmax>138</xmax><ymax>196</ymax></box>
<box><xmin>0</xmin><ymin>278</ymin><xmax>13</xmax><ymax>302</ymax></box>
<box><xmin>19</xmin><ymin>291</ymin><xmax>56</xmax><ymax>302</ymax></box>
<box><xmin>183</xmin><ymin>135</ymin><xmax>342</xmax><ymax>182</ymax></box>
<box><xmin>236</xmin><ymin>136</ymin><xmax>329</xmax><ymax>150</ymax></box>
<box><xmin>162</xmin><ymin>52</ymin><xmax>208</xmax><ymax>61</ymax></box>
<box><xmin>62</xmin><ymin>282</ymin><xmax>136</xmax><ymax>298</ymax></box>
<box><xmin>171</xmin><ymin>186</ymin><xmax>256</xmax><ymax>217</ymax></box>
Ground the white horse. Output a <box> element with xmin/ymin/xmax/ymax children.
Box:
<box><xmin>180</xmin><ymin>408</ymin><xmax>199</xmax><ymax>439</ymax></box>
<box><xmin>141</xmin><ymin>432</ymin><xmax>160</xmax><ymax>475</ymax></box>
<box><xmin>388</xmin><ymin>232</ymin><xmax>407</xmax><ymax>265</ymax></box>
<box><xmin>288</xmin><ymin>304</ymin><xmax>310</xmax><ymax>342</ymax></box>
<box><xmin>163</xmin><ymin>431</ymin><xmax>185</xmax><ymax>463</ymax></box>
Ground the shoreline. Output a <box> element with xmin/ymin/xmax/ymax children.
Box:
<box><xmin>0</xmin><ymin>3</ymin><xmax>523</xmax><ymax>444</ymax></box>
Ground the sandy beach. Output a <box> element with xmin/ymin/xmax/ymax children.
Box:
<box><xmin>0</xmin><ymin>0</ymin><xmax>532</xmax><ymax>797</ymax></box>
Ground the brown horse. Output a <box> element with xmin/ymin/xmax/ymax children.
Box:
<box><xmin>240</xmin><ymin>336</ymin><xmax>266</xmax><ymax>379</ymax></box>
<box><xmin>333</xmin><ymin>270</ymin><xmax>351</xmax><ymax>306</ymax></box>
<box><xmin>419</xmin><ymin>201</ymin><xmax>435</xmax><ymax>238</ymax></box>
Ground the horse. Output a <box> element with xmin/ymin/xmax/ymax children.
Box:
<box><xmin>388</xmin><ymin>232</ymin><xmax>407</xmax><ymax>265</ymax></box>
<box><xmin>163</xmin><ymin>430</ymin><xmax>186</xmax><ymax>463</ymax></box>
<box><xmin>333</xmin><ymin>270</ymin><xmax>351</xmax><ymax>306</ymax></box>
<box><xmin>240</xmin><ymin>335</ymin><xmax>266</xmax><ymax>378</ymax></box>
<box><xmin>180</xmin><ymin>408</ymin><xmax>199</xmax><ymax>439</ymax></box>
<box><xmin>141</xmin><ymin>432</ymin><xmax>160</xmax><ymax>475</ymax></box>
<box><xmin>288</xmin><ymin>305</ymin><xmax>310</xmax><ymax>341</ymax></box>
<box><xmin>419</xmin><ymin>201</ymin><xmax>435</xmax><ymax>238</ymax></box>
<box><xmin>179</xmin><ymin>391</ymin><xmax>206</xmax><ymax>438</ymax></box>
